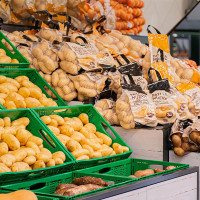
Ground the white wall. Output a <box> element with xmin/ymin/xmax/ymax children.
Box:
<box><xmin>140</xmin><ymin>0</ymin><xmax>196</xmax><ymax>35</ymax></box>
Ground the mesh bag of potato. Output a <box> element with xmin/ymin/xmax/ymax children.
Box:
<box><xmin>31</xmin><ymin>40</ymin><xmax>59</xmax><ymax>74</ymax></box>
<box><xmin>40</xmin><ymin>113</ymin><xmax>129</xmax><ymax>160</ymax></box>
<box><xmin>176</xmin><ymin>83</ymin><xmax>200</xmax><ymax>117</ymax></box>
<box><xmin>51</xmin><ymin>69</ymin><xmax>77</xmax><ymax>102</ymax></box>
<box><xmin>0</xmin><ymin>116</ymin><xmax>66</xmax><ymax>173</ymax></box>
<box><xmin>69</xmin><ymin>72</ymin><xmax>109</xmax><ymax>101</ymax></box>
<box><xmin>57</xmin><ymin>42</ymin><xmax>102</xmax><ymax>75</ymax></box>
<box><xmin>0</xmin><ymin>0</ymin><xmax>11</xmax><ymax>23</ymax></box>
<box><xmin>147</xmin><ymin>68</ymin><xmax>178</xmax><ymax>124</ymax></box>
<box><xmin>18</xmin><ymin>46</ymin><xmax>34</xmax><ymax>69</ymax></box>
<box><xmin>0</xmin><ymin>75</ymin><xmax>58</xmax><ymax>109</ymax></box>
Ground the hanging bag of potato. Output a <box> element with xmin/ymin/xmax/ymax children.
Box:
<box><xmin>176</xmin><ymin>83</ymin><xmax>200</xmax><ymax>117</ymax></box>
<box><xmin>95</xmin><ymin>89</ymin><xmax>119</xmax><ymax>125</ymax></box>
<box><xmin>116</xmin><ymin>54</ymin><xmax>148</xmax><ymax>91</ymax></box>
<box><xmin>147</xmin><ymin>68</ymin><xmax>178</xmax><ymax>124</ymax></box>
<box><xmin>148</xmin><ymin>25</ymin><xmax>180</xmax><ymax>85</ymax></box>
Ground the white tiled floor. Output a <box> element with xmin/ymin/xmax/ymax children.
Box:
<box><xmin>140</xmin><ymin>0</ymin><xmax>196</xmax><ymax>35</ymax></box>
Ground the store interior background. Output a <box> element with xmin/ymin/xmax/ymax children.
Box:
<box><xmin>140</xmin><ymin>0</ymin><xmax>200</xmax><ymax>65</ymax></box>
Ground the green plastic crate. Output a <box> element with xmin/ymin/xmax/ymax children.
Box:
<box><xmin>0</xmin><ymin>109</ymin><xmax>74</xmax><ymax>185</ymax></box>
<box><xmin>0</xmin><ymin>31</ymin><xmax>30</xmax><ymax>68</ymax></box>
<box><xmin>31</xmin><ymin>105</ymin><xmax>133</xmax><ymax>169</ymax></box>
<box><xmin>0</xmin><ymin>171</ymin><xmax>134</xmax><ymax>200</ymax></box>
<box><xmin>77</xmin><ymin>158</ymin><xmax>189</xmax><ymax>181</ymax></box>
<box><xmin>0</xmin><ymin>188</ymin><xmax>60</xmax><ymax>200</ymax></box>
<box><xmin>0</xmin><ymin>68</ymin><xmax>67</xmax><ymax>109</ymax></box>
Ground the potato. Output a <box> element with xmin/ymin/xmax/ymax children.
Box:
<box><xmin>1</xmin><ymin>133</ymin><xmax>20</xmax><ymax>151</ymax></box>
<box><xmin>122</xmin><ymin>146</ymin><xmax>129</xmax><ymax>152</ymax></box>
<box><xmin>59</xmin><ymin>124</ymin><xmax>74</xmax><ymax>137</ymax></box>
<box><xmin>81</xmin><ymin>139</ymin><xmax>102</xmax><ymax>151</ymax></box>
<box><xmin>0</xmin><ymin>163</ymin><xmax>11</xmax><ymax>172</ymax></box>
<box><xmin>57</xmin><ymin>134</ymin><xmax>70</xmax><ymax>146</ymax></box>
<box><xmin>40</xmin><ymin>148</ymin><xmax>52</xmax><ymax>158</ymax></box>
<box><xmin>76</xmin><ymin>155</ymin><xmax>90</xmax><ymax>160</ymax></box>
<box><xmin>0</xmin><ymin>154</ymin><xmax>16</xmax><ymax>167</ymax></box>
<box><xmin>71</xmin><ymin>131</ymin><xmax>85</xmax><ymax>142</ymax></box>
<box><xmin>18</xmin><ymin>87</ymin><xmax>30</xmax><ymax>98</ymax></box>
<box><xmin>47</xmin><ymin>125</ymin><xmax>60</xmax><ymax>136</ymax></box>
<box><xmin>95</xmin><ymin>132</ymin><xmax>112</xmax><ymax>146</ymax></box>
<box><xmin>113</xmin><ymin>143</ymin><xmax>123</xmax><ymax>154</ymax></box>
<box><xmin>25</xmin><ymin>97</ymin><xmax>42</xmax><ymax>108</ymax></box>
<box><xmin>49</xmin><ymin>119</ymin><xmax>58</xmax><ymax>127</ymax></box>
<box><xmin>78</xmin><ymin>113</ymin><xmax>89</xmax><ymax>124</ymax></box>
<box><xmin>4</xmin><ymin>127</ymin><xmax>16</xmax><ymax>135</ymax></box>
<box><xmin>33</xmin><ymin>160</ymin><xmax>46</xmax><ymax>169</ymax></box>
<box><xmin>26</xmin><ymin>141</ymin><xmax>40</xmax><ymax>154</ymax></box>
<box><xmin>82</xmin><ymin>144</ymin><xmax>94</xmax><ymax>157</ymax></box>
<box><xmin>12</xmin><ymin>162</ymin><xmax>31</xmax><ymax>172</ymax></box>
<box><xmin>54</xmin><ymin>157</ymin><xmax>64</xmax><ymax>165</ymax></box>
<box><xmin>67</xmin><ymin>118</ymin><xmax>83</xmax><ymax>131</ymax></box>
<box><xmin>0</xmin><ymin>118</ymin><xmax>4</xmax><ymax>127</ymax></box>
<box><xmin>49</xmin><ymin>115</ymin><xmax>65</xmax><ymax>125</ymax></box>
<box><xmin>166</xmin><ymin>166</ymin><xmax>176</xmax><ymax>170</ymax></box>
<box><xmin>66</xmin><ymin>139</ymin><xmax>82</xmax><ymax>152</ymax></box>
<box><xmin>72</xmin><ymin>149</ymin><xmax>89</xmax><ymax>158</ymax></box>
<box><xmin>24</xmin><ymin>148</ymin><xmax>36</xmax><ymax>156</ymax></box>
<box><xmin>189</xmin><ymin>131</ymin><xmax>200</xmax><ymax>143</ymax></box>
<box><xmin>0</xmin><ymin>142</ymin><xmax>8</xmax><ymax>156</ymax></box>
<box><xmin>4</xmin><ymin>117</ymin><xmax>11</xmax><ymax>127</ymax></box>
<box><xmin>172</xmin><ymin>134</ymin><xmax>182</xmax><ymax>147</ymax></box>
<box><xmin>23</xmin><ymin>155</ymin><xmax>36</xmax><ymax>165</ymax></box>
<box><xmin>36</xmin><ymin>153</ymin><xmax>50</xmax><ymax>163</ymax></box>
<box><xmin>90</xmin><ymin>151</ymin><xmax>102</xmax><ymax>159</ymax></box>
<box><xmin>16</xmin><ymin>128</ymin><xmax>30</xmax><ymax>145</ymax></box>
<box><xmin>190</xmin><ymin>144</ymin><xmax>199</xmax><ymax>152</ymax></box>
<box><xmin>84</xmin><ymin>123</ymin><xmax>96</xmax><ymax>134</ymax></box>
<box><xmin>11</xmin><ymin>117</ymin><xmax>30</xmax><ymax>127</ymax></box>
<box><xmin>46</xmin><ymin>159</ymin><xmax>56</xmax><ymax>167</ymax></box>
<box><xmin>91</xmin><ymin>138</ymin><xmax>103</xmax><ymax>145</ymax></box>
<box><xmin>28</xmin><ymin>87</ymin><xmax>43</xmax><ymax>99</ymax></box>
<box><xmin>134</xmin><ymin>169</ymin><xmax>154</xmax><ymax>178</ymax></box>
<box><xmin>52</xmin><ymin>151</ymin><xmax>66</xmax><ymax>161</ymax></box>
<box><xmin>110</xmin><ymin>150</ymin><xmax>116</xmax><ymax>155</ymax></box>
<box><xmin>181</xmin><ymin>142</ymin><xmax>190</xmax><ymax>152</ymax></box>
<box><xmin>27</xmin><ymin>136</ymin><xmax>43</xmax><ymax>146</ymax></box>
<box><xmin>4</xmin><ymin>101</ymin><xmax>17</xmax><ymax>109</ymax></box>
<box><xmin>15</xmin><ymin>76</ymin><xmax>29</xmax><ymax>83</ymax></box>
<box><xmin>99</xmin><ymin>148</ymin><xmax>113</xmax><ymax>157</ymax></box>
<box><xmin>174</xmin><ymin>147</ymin><xmax>185</xmax><ymax>156</ymax></box>
<box><xmin>12</xmin><ymin>149</ymin><xmax>27</xmax><ymax>162</ymax></box>
<box><xmin>41</xmin><ymin>116</ymin><xmax>51</xmax><ymax>125</ymax></box>
<box><xmin>80</xmin><ymin>127</ymin><xmax>96</xmax><ymax>139</ymax></box>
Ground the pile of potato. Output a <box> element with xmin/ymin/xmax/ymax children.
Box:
<box><xmin>0</xmin><ymin>49</ymin><xmax>19</xmax><ymax>64</ymax></box>
<box><xmin>0</xmin><ymin>117</ymin><xmax>66</xmax><ymax>173</ymax></box>
<box><xmin>0</xmin><ymin>75</ymin><xmax>58</xmax><ymax>109</ymax></box>
<box><xmin>40</xmin><ymin>113</ymin><xmax>129</xmax><ymax>160</ymax></box>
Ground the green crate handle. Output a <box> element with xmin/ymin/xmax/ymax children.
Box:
<box><xmin>0</xmin><ymin>31</ymin><xmax>29</xmax><ymax>68</ymax></box>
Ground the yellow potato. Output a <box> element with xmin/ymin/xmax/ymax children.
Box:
<box><xmin>4</xmin><ymin>127</ymin><xmax>16</xmax><ymax>135</ymax></box>
<box><xmin>78</xmin><ymin>113</ymin><xmax>89</xmax><ymax>124</ymax></box>
<box><xmin>36</xmin><ymin>153</ymin><xmax>50</xmax><ymax>163</ymax></box>
<box><xmin>71</xmin><ymin>131</ymin><xmax>85</xmax><ymax>142</ymax></box>
<box><xmin>80</xmin><ymin>127</ymin><xmax>96</xmax><ymax>139</ymax></box>
<box><xmin>16</xmin><ymin>128</ymin><xmax>31</xmax><ymax>145</ymax></box>
<box><xmin>0</xmin><ymin>153</ymin><xmax>16</xmax><ymax>167</ymax></box>
<box><xmin>99</xmin><ymin>148</ymin><xmax>113</xmax><ymax>157</ymax></box>
<box><xmin>47</xmin><ymin>125</ymin><xmax>60</xmax><ymax>136</ymax></box>
<box><xmin>0</xmin><ymin>142</ymin><xmax>8</xmax><ymax>156</ymax></box>
<box><xmin>53</xmin><ymin>157</ymin><xmax>64</xmax><ymax>165</ymax></box>
<box><xmin>15</xmin><ymin>99</ymin><xmax>26</xmax><ymax>108</ymax></box>
<box><xmin>113</xmin><ymin>143</ymin><xmax>123</xmax><ymax>154</ymax></box>
<box><xmin>59</xmin><ymin>124</ymin><xmax>74</xmax><ymax>136</ymax></box>
<box><xmin>11</xmin><ymin>117</ymin><xmax>30</xmax><ymax>127</ymax></box>
<box><xmin>33</xmin><ymin>160</ymin><xmax>46</xmax><ymax>169</ymax></box>
<box><xmin>18</xmin><ymin>87</ymin><xmax>30</xmax><ymax>98</ymax></box>
<box><xmin>81</xmin><ymin>139</ymin><xmax>101</xmax><ymax>151</ymax></box>
<box><xmin>39</xmin><ymin>144</ymin><xmax>44</xmax><ymax>149</ymax></box>
<box><xmin>110</xmin><ymin>151</ymin><xmax>116</xmax><ymax>156</ymax></box>
<box><xmin>24</xmin><ymin>147</ymin><xmax>36</xmax><ymax>156</ymax></box>
<box><xmin>1</xmin><ymin>133</ymin><xmax>20</xmax><ymax>151</ymax></box>
<box><xmin>48</xmin><ymin>119</ymin><xmax>58</xmax><ymax>127</ymax></box>
<box><xmin>84</xmin><ymin>123</ymin><xmax>96</xmax><ymax>134</ymax></box>
<box><xmin>4</xmin><ymin>117</ymin><xmax>11</xmax><ymax>127</ymax></box>
<box><xmin>72</xmin><ymin>149</ymin><xmax>89</xmax><ymax>158</ymax></box>
<box><xmin>56</xmin><ymin>134</ymin><xmax>70</xmax><ymax>145</ymax></box>
<box><xmin>41</xmin><ymin>116</ymin><xmax>51</xmax><ymax>125</ymax></box>
<box><xmin>95</xmin><ymin>132</ymin><xmax>112</xmax><ymax>146</ymax></box>
<box><xmin>46</xmin><ymin>159</ymin><xmax>56</xmax><ymax>167</ymax></box>
<box><xmin>25</xmin><ymin>97</ymin><xmax>42</xmax><ymax>108</ymax></box>
<box><xmin>12</xmin><ymin>149</ymin><xmax>27</xmax><ymax>162</ymax></box>
<box><xmin>26</xmin><ymin>141</ymin><xmax>40</xmax><ymax>154</ymax></box>
<box><xmin>49</xmin><ymin>115</ymin><xmax>65</xmax><ymax>125</ymax></box>
<box><xmin>40</xmin><ymin>148</ymin><xmax>52</xmax><ymax>159</ymax></box>
<box><xmin>23</xmin><ymin>155</ymin><xmax>36</xmax><ymax>165</ymax></box>
<box><xmin>12</xmin><ymin>162</ymin><xmax>31</xmax><ymax>172</ymax></box>
<box><xmin>76</xmin><ymin>155</ymin><xmax>90</xmax><ymax>160</ymax></box>
<box><xmin>4</xmin><ymin>101</ymin><xmax>17</xmax><ymax>109</ymax></box>
<box><xmin>28</xmin><ymin>87</ymin><xmax>43</xmax><ymax>99</ymax></box>
<box><xmin>122</xmin><ymin>146</ymin><xmax>129</xmax><ymax>152</ymax></box>
<box><xmin>0</xmin><ymin>75</ymin><xmax>6</xmax><ymax>83</ymax></box>
<box><xmin>52</xmin><ymin>151</ymin><xmax>66</xmax><ymax>162</ymax></box>
<box><xmin>90</xmin><ymin>151</ymin><xmax>102</xmax><ymax>159</ymax></box>
<box><xmin>66</xmin><ymin>139</ymin><xmax>82</xmax><ymax>152</ymax></box>
<box><xmin>0</xmin><ymin>118</ymin><xmax>4</xmax><ymax>127</ymax></box>
<box><xmin>15</xmin><ymin>76</ymin><xmax>29</xmax><ymax>83</ymax></box>
<box><xmin>27</xmin><ymin>136</ymin><xmax>43</xmax><ymax>146</ymax></box>
<box><xmin>0</xmin><ymin>163</ymin><xmax>11</xmax><ymax>172</ymax></box>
